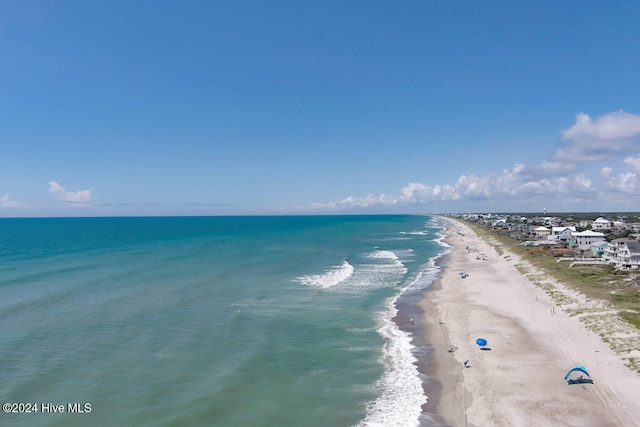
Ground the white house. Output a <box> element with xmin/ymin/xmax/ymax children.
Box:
<box><xmin>571</xmin><ymin>230</ymin><xmax>606</xmax><ymax>250</ymax></box>
<box><xmin>533</xmin><ymin>226</ymin><xmax>551</xmax><ymax>239</ymax></box>
<box><xmin>542</xmin><ymin>217</ymin><xmax>562</xmax><ymax>227</ymax></box>
<box><xmin>591</xmin><ymin>217</ymin><xmax>612</xmax><ymax>231</ymax></box>
<box><xmin>552</xmin><ymin>226</ymin><xmax>576</xmax><ymax>242</ymax></box>
<box><xmin>603</xmin><ymin>239</ymin><xmax>640</xmax><ymax>270</ymax></box>
<box><xmin>492</xmin><ymin>219</ymin><xmax>507</xmax><ymax>227</ymax></box>
<box><xmin>616</xmin><ymin>241</ymin><xmax>640</xmax><ymax>270</ymax></box>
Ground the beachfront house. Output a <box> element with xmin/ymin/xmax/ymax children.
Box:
<box><xmin>591</xmin><ymin>217</ymin><xmax>612</xmax><ymax>231</ymax></box>
<box><xmin>616</xmin><ymin>241</ymin><xmax>640</xmax><ymax>270</ymax></box>
<box><xmin>603</xmin><ymin>239</ymin><xmax>640</xmax><ymax>270</ymax></box>
<box><xmin>571</xmin><ymin>230</ymin><xmax>606</xmax><ymax>250</ymax></box>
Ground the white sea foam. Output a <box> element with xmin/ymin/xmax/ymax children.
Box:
<box><xmin>296</xmin><ymin>259</ymin><xmax>354</xmax><ymax>289</ymax></box>
<box><xmin>368</xmin><ymin>250</ymin><xmax>407</xmax><ymax>276</ymax></box>
<box><xmin>434</xmin><ymin>230</ymin><xmax>451</xmax><ymax>249</ymax></box>
<box><xmin>297</xmin><ymin>251</ymin><xmax>409</xmax><ymax>293</ymax></box>
<box><xmin>336</xmin><ymin>250</ymin><xmax>407</xmax><ymax>293</ymax></box>
<box><xmin>368</xmin><ymin>250</ymin><xmax>398</xmax><ymax>260</ymax></box>
<box><xmin>402</xmin><ymin>230</ymin><xmax>428</xmax><ymax>236</ymax></box>
<box><xmin>393</xmin><ymin>249</ymin><xmax>414</xmax><ymax>261</ymax></box>
<box><xmin>357</xmin><ymin>242</ymin><xmax>450</xmax><ymax>427</ymax></box>
<box><xmin>356</xmin><ymin>297</ymin><xmax>425</xmax><ymax>427</ymax></box>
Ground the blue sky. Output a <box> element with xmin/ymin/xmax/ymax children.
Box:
<box><xmin>2</xmin><ymin>1</ymin><xmax>640</xmax><ymax>216</ymax></box>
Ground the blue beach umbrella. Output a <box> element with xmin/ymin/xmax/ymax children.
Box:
<box><xmin>476</xmin><ymin>338</ymin><xmax>488</xmax><ymax>347</ymax></box>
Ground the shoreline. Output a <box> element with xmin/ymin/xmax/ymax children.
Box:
<box><xmin>395</xmin><ymin>248</ymin><xmax>452</xmax><ymax>426</ymax></box>
<box><xmin>417</xmin><ymin>260</ymin><xmax>461</xmax><ymax>427</ymax></box>
<box><xmin>415</xmin><ymin>218</ymin><xmax>640</xmax><ymax>426</ymax></box>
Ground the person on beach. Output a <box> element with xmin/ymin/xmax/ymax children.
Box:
<box><xmin>464</xmin><ymin>360</ymin><xmax>469</xmax><ymax>368</ymax></box>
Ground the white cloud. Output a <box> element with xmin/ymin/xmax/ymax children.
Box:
<box><xmin>307</xmin><ymin>159</ymin><xmax>604</xmax><ymax>212</ymax></box>
<box><xmin>307</xmin><ymin>156</ymin><xmax>607</xmax><ymax>212</ymax></box>
<box><xmin>455</xmin><ymin>174</ymin><xmax>492</xmax><ymax>199</ymax></box>
<box><xmin>528</xmin><ymin>160</ymin><xmax>574</xmax><ymax>176</ymax></box>
<box><xmin>0</xmin><ymin>195</ymin><xmax>28</xmax><ymax>208</ymax></box>
<box><xmin>301</xmin><ymin>110</ymin><xmax>640</xmax><ymax>212</ymax></box>
<box><xmin>561</xmin><ymin>111</ymin><xmax>640</xmax><ymax>141</ymax></box>
<box><xmin>554</xmin><ymin>111</ymin><xmax>640</xmax><ymax>163</ymax></box>
<box><xmin>600</xmin><ymin>162</ymin><xmax>640</xmax><ymax>194</ymax></box>
<box><xmin>624</xmin><ymin>156</ymin><xmax>640</xmax><ymax>172</ymax></box>
<box><xmin>602</xmin><ymin>171</ymin><xmax>639</xmax><ymax>194</ymax></box>
<box><xmin>493</xmin><ymin>164</ymin><xmax>526</xmax><ymax>195</ymax></box>
<box><xmin>573</xmin><ymin>173</ymin><xmax>594</xmax><ymax>191</ymax></box>
<box><xmin>305</xmin><ymin>193</ymin><xmax>396</xmax><ymax>210</ymax></box>
<box><xmin>400</xmin><ymin>183</ymin><xmax>438</xmax><ymax>203</ymax></box>
<box><xmin>48</xmin><ymin>181</ymin><xmax>94</xmax><ymax>204</ymax></box>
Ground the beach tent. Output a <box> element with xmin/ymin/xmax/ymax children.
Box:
<box><xmin>476</xmin><ymin>338</ymin><xmax>488</xmax><ymax>347</ymax></box>
<box><xmin>565</xmin><ymin>365</ymin><xmax>593</xmax><ymax>384</ymax></box>
<box><xmin>564</xmin><ymin>365</ymin><xmax>590</xmax><ymax>380</ymax></box>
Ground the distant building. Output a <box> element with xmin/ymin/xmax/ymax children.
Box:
<box><xmin>542</xmin><ymin>217</ymin><xmax>562</xmax><ymax>227</ymax></box>
<box><xmin>533</xmin><ymin>226</ymin><xmax>551</xmax><ymax>239</ymax></box>
<box><xmin>549</xmin><ymin>217</ymin><xmax>562</xmax><ymax>227</ymax></box>
<box><xmin>552</xmin><ymin>226</ymin><xmax>576</xmax><ymax>242</ymax></box>
<box><xmin>590</xmin><ymin>242</ymin><xmax>608</xmax><ymax>257</ymax></box>
<box><xmin>591</xmin><ymin>217</ymin><xmax>612</xmax><ymax>231</ymax></box>
<box><xmin>492</xmin><ymin>219</ymin><xmax>507</xmax><ymax>227</ymax></box>
<box><xmin>611</xmin><ymin>221</ymin><xmax>628</xmax><ymax>233</ymax></box>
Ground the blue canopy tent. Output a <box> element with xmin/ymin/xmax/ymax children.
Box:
<box><xmin>565</xmin><ymin>365</ymin><xmax>593</xmax><ymax>384</ymax></box>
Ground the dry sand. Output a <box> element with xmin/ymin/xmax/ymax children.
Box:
<box><xmin>419</xmin><ymin>219</ymin><xmax>640</xmax><ymax>427</ymax></box>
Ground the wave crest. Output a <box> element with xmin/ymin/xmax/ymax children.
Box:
<box><xmin>296</xmin><ymin>259</ymin><xmax>354</xmax><ymax>289</ymax></box>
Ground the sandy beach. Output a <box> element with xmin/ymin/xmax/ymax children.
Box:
<box><xmin>420</xmin><ymin>219</ymin><xmax>640</xmax><ymax>427</ymax></box>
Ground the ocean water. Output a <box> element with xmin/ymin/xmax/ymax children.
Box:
<box><xmin>0</xmin><ymin>215</ymin><xmax>447</xmax><ymax>427</ymax></box>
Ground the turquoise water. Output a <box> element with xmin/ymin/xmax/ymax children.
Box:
<box><xmin>0</xmin><ymin>215</ymin><xmax>447</xmax><ymax>427</ymax></box>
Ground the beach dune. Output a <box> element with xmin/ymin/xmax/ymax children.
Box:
<box><xmin>421</xmin><ymin>219</ymin><xmax>640</xmax><ymax>427</ymax></box>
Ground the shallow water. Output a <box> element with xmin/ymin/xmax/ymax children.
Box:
<box><xmin>0</xmin><ymin>215</ymin><xmax>447</xmax><ymax>426</ymax></box>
